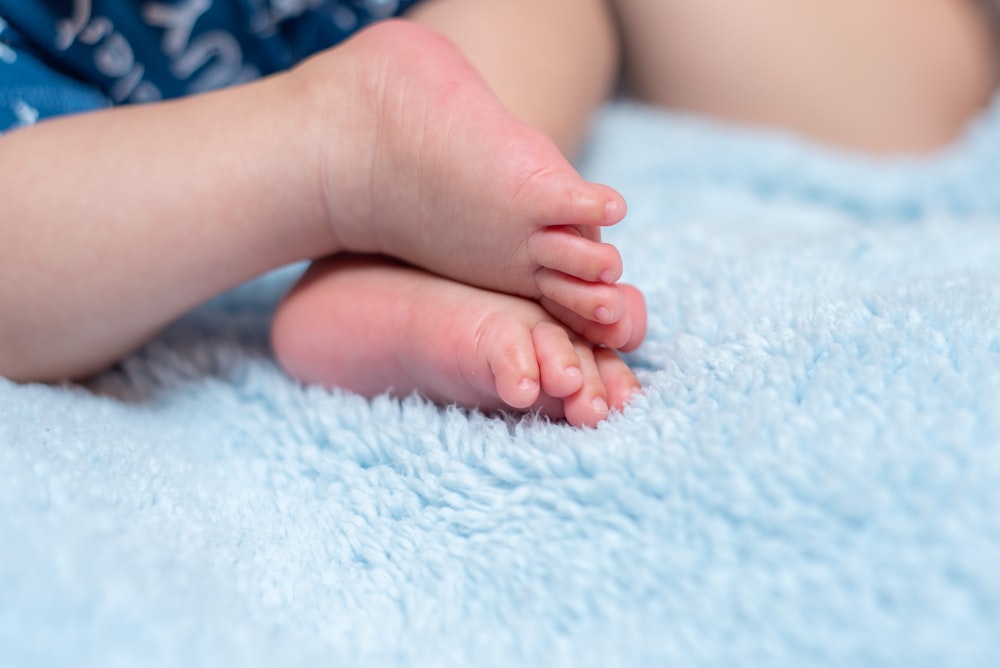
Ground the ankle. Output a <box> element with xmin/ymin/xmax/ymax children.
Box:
<box><xmin>293</xmin><ymin>27</ymin><xmax>403</xmax><ymax>255</ymax></box>
<box><xmin>288</xmin><ymin>42</ymin><xmax>377</xmax><ymax>257</ymax></box>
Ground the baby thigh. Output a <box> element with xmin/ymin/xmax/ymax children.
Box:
<box><xmin>613</xmin><ymin>0</ymin><xmax>998</xmax><ymax>153</ymax></box>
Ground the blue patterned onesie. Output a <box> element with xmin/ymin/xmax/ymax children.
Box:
<box><xmin>0</xmin><ymin>0</ymin><xmax>423</xmax><ymax>132</ymax></box>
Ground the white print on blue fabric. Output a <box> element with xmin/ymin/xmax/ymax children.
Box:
<box><xmin>13</xmin><ymin>99</ymin><xmax>38</xmax><ymax>126</ymax></box>
<box><xmin>248</xmin><ymin>0</ymin><xmax>323</xmax><ymax>34</ymax></box>
<box><xmin>328</xmin><ymin>1</ymin><xmax>399</xmax><ymax>32</ymax></box>
<box><xmin>143</xmin><ymin>0</ymin><xmax>258</xmax><ymax>93</ymax></box>
<box><xmin>0</xmin><ymin>99</ymin><xmax>36</xmax><ymax>137</ymax></box>
<box><xmin>362</xmin><ymin>0</ymin><xmax>401</xmax><ymax>19</ymax></box>
<box><xmin>244</xmin><ymin>0</ymin><xmax>399</xmax><ymax>36</ymax></box>
<box><xmin>55</xmin><ymin>0</ymin><xmax>258</xmax><ymax>102</ymax></box>
<box><xmin>329</xmin><ymin>5</ymin><xmax>359</xmax><ymax>32</ymax></box>
<box><xmin>56</xmin><ymin>0</ymin><xmax>162</xmax><ymax>102</ymax></box>
<box><xmin>0</xmin><ymin>15</ymin><xmax>16</xmax><ymax>64</ymax></box>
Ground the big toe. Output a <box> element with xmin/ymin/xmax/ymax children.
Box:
<box><xmin>533</xmin><ymin>175</ymin><xmax>628</xmax><ymax>229</ymax></box>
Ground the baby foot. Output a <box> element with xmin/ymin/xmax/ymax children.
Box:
<box><xmin>295</xmin><ymin>20</ymin><xmax>633</xmax><ymax>341</ymax></box>
<box><xmin>270</xmin><ymin>256</ymin><xmax>642</xmax><ymax>428</ymax></box>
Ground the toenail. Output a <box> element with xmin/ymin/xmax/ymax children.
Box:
<box><xmin>518</xmin><ymin>378</ymin><xmax>539</xmax><ymax>393</ymax></box>
<box><xmin>565</xmin><ymin>365</ymin><xmax>582</xmax><ymax>378</ymax></box>
<box><xmin>594</xmin><ymin>306</ymin><xmax>614</xmax><ymax>323</ymax></box>
<box><xmin>592</xmin><ymin>397</ymin><xmax>609</xmax><ymax>415</ymax></box>
<box><xmin>604</xmin><ymin>200</ymin><xmax>621</xmax><ymax>223</ymax></box>
<box><xmin>598</xmin><ymin>269</ymin><xmax>619</xmax><ymax>284</ymax></box>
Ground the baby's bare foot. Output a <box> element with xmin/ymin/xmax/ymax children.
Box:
<box><xmin>271</xmin><ymin>257</ymin><xmax>642</xmax><ymax>428</ymax></box>
<box><xmin>295</xmin><ymin>20</ymin><xmax>633</xmax><ymax>343</ymax></box>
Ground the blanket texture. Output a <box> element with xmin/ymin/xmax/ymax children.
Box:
<box><xmin>4</xmin><ymin>100</ymin><xmax>1000</xmax><ymax>667</ymax></box>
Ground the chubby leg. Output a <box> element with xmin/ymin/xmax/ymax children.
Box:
<box><xmin>271</xmin><ymin>256</ymin><xmax>646</xmax><ymax>428</ymax></box>
<box><xmin>298</xmin><ymin>20</ymin><xmax>633</xmax><ymax>342</ymax></box>
<box><xmin>614</xmin><ymin>0</ymin><xmax>998</xmax><ymax>153</ymax></box>
<box><xmin>405</xmin><ymin>0</ymin><xmax>620</xmax><ymax>157</ymax></box>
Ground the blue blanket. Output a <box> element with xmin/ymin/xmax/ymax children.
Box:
<box><xmin>4</xmin><ymin>100</ymin><xmax>1000</xmax><ymax>667</ymax></box>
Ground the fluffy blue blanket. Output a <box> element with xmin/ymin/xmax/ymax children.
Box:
<box><xmin>4</xmin><ymin>100</ymin><xmax>1000</xmax><ymax>667</ymax></box>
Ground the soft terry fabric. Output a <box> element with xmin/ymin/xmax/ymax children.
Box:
<box><xmin>4</xmin><ymin>101</ymin><xmax>1000</xmax><ymax>667</ymax></box>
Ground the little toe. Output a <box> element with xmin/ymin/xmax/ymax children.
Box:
<box><xmin>562</xmin><ymin>341</ymin><xmax>612</xmax><ymax>429</ymax></box>
<box><xmin>528</xmin><ymin>228</ymin><xmax>623</xmax><ymax>284</ymax></box>
<box><xmin>592</xmin><ymin>346</ymin><xmax>642</xmax><ymax>412</ymax></box>
<box><xmin>535</xmin><ymin>270</ymin><xmax>626</xmax><ymax>326</ymax></box>
<box><xmin>540</xmin><ymin>297</ymin><xmax>634</xmax><ymax>351</ymax></box>
<box><xmin>530</xmin><ymin>321</ymin><xmax>585</xmax><ymax>399</ymax></box>
<box><xmin>618</xmin><ymin>284</ymin><xmax>648</xmax><ymax>353</ymax></box>
<box><xmin>542</xmin><ymin>282</ymin><xmax>647</xmax><ymax>351</ymax></box>
<box><xmin>486</xmin><ymin>323</ymin><xmax>542</xmax><ymax>410</ymax></box>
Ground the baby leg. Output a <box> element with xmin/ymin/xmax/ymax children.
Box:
<box><xmin>270</xmin><ymin>257</ymin><xmax>644</xmax><ymax>428</ymax></box>
<box><xmin>298</xmin><ymin>20</ymin><xmax>635</xmax><ymax>344</ymax></box>
<box><xmin>613</xmin><ymin>0</ymin><xmax>998</xmax><ymax>153</ymax></box>
<box><xmin>405</xmin><ymin>0</ymin><xmax>620</xmax><ymax>157</ymax></box>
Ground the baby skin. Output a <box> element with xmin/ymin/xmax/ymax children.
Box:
<box><xmin>299</xmin><ymin>19</ymin><xmax>638</xmax><ymax>347</ymax></box>
<box><xmin>0</xmin><ymin>19</ymin><xmax>638</xmax><ymax>384</ymax></box>
<box><xmin>272</xmin><ymin>257</ymin><xmax>647</xmax><ymax>428</ymax></box>
<box><xmin>264</xmin><ymin>19</ymin><xmax>647</xmax><ymax>425</ymax></box>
